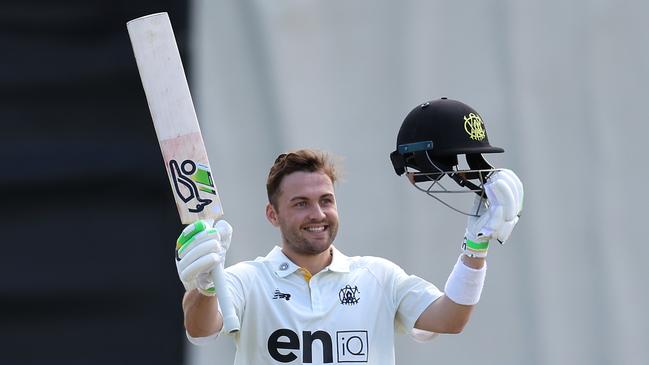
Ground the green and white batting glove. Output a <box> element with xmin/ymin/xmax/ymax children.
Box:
<box><xmin>464</xmin><ymin>169</ymin><xmax>524</xmax><ymax>257</ymax></box>
<box><xmin>175</xmin><ymin>219</ymin><xmax>233</xmax><ymax>296</ymax></box>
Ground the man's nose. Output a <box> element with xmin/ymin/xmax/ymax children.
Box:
<box><xmin>308</xmin><ymin>204</ymin><xmax>326</xmax><ymax>220</ymax></box>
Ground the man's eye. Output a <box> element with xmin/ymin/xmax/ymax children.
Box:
<box><xmin>295</xmin><ymin>201</ymin><xmax>307</xmax><ymax>207</ymax></box>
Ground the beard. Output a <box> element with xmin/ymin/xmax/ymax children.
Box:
<box><xmin>279</xmin><ymin>219</ymin><xmax>339</xmax><ymax>256</ymax></box>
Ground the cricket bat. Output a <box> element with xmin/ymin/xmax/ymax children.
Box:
<box><xmin>127</xmin><ymin>12</ymin><xmax>240</xmax><ymax>333</ymax></box>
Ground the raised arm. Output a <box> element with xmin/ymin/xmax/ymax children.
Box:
<box><xmin>416</xmin><ymin>169</ymin><xmax>523</xmax><ymax>334</ymax></box>
<box><xmin>415</xmin><ymin>256</ymin><xmax>484</xmax><ymax>333</ymax></box>
<box><xmin>175</xmin><ymin>220</ymin><xmax>233</xmax><ymax>337</ymax></box>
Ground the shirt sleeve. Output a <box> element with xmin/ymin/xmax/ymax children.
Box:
<box><xmin>390</xmin><ymin>262</ymin><xmax>444</xmax><ymax>335</ymax></box>
<box><xmin>224</xmin><ymin>266</ymin><xmax>247</xmax><ymax>324</ymax></box>
<box><xmin>409</xmin><ymin>328</ymin><xmax>440</xmax><ymax>343</ymax></box>
<box><xmin>186</xmin><ymin>330</ymin><xmax>220</xmax><ymax>346</ymax></box>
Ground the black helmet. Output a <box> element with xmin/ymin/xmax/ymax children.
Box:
<box><xmin>390</xmin><ymin>97</ymin><xmax>504</xmax><ymax>214</ymax></box>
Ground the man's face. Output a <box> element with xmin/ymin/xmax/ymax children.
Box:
<box><xmin>266</xmin><ymin>171</ymin><xmax>339</xmax><ymax>256</ymax></box>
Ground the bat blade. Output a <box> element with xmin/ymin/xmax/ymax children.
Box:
<box><xmin>127</xmin><ymin>12</ymin><xmax>239</xmax><ymax>334</ymax></box>
<box><xmin>127</xmin><ymin>12</ymin><xmax>222</xmax><ymax>224</ymax></box>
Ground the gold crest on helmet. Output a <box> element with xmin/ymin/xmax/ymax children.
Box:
<box><xmin>464</xmin><ymin>113</ymin><xmax>486</xmax><ymax>141</ymax></box>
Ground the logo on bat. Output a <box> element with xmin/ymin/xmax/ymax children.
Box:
<box><xmin>169</xmin><ymin>159</ymin><xmax>216</xmax><ymax>213</ymax></box>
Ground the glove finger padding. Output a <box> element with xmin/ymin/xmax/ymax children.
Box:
<box><xmin>486</xmin><ymin>179</ymin><xmax>516</xmax><ymax>221</ymax></box>
<box><xmin>175</xmin><ymin>219</ymin><xmax>233</xmax><ymax>295</ymax></box>
<box><xmin>177</xmin><ymin>228</ymin><xmax>223</xmax><ymax>260</ymax></box>
<box><xmin>176</xmin><ymin>220</ymin><xmax>232</xmax><ymax>258</ymax></box>
<box><xmin>177</xmin><ymin>239</ymin><xmax>225</xmax><ymax>273</ymax></box>
<box><xmin>214</xmin><ymin>220</ymin><xmax>233</xmax><ymax>250</ymax></box>
<box><xmin>485</xmin><ymin>169</ymin><xmax>524</xmax><ymax>244</ymax></box>
<box><xmin>179</xmin><ymin>253</ymin><xmax>223</xmax><ymax>284</ymax></box>
<box><xmin>493</xmin><ymin>169</ymin><xmax>524</xmax><ymax>214</ymax></box>
<box><xmin>176</xmin><ymin>220</ymin><xmax>214</xmax><ymax>258</ymax></box>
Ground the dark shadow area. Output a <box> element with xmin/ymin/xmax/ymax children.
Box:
<box><xmin>0</xmin><ymin>1</ymin><xmax>191</xmax><ymax>363</ymax></box>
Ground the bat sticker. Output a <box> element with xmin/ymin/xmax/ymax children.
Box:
<box><xmin>169</xmin><ymin>159</ymin><xmax>215</xmax><ymax>213</ymax></box>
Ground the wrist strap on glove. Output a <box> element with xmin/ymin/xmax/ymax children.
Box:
<box><xmin>198</xmin><ymin>286</ymin><xmax>216</xmax><ymax>297</ymax></box>
<box><xmin>462</xmin><ymin>237</ymin><xmax>489</xmax><ymax>258</ymax></box>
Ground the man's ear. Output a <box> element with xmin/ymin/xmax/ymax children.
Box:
<box><xmin>266</xmin><ymin>203</ymin><xmax>279</xmax><ymax>227</ymax></box>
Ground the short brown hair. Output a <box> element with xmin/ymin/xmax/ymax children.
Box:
<box><xmin>266</xmin><ymin>149</ymin><xmax>338</xmax><ymax>207</ymax></box>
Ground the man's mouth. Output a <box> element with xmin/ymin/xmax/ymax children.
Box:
<box><xmin>303</xmin><ymin>225</ymin><xmax>328</xmax><ymax>233</ymax></box>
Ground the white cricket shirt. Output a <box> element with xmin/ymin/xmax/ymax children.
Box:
<box><xmin>188</xmin><ymin>246</ymin><xmax>443</xmax><ymax>365</ymax></box>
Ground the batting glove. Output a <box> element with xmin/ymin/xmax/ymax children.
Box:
<box><xmin>175</xmin><ymin>219</ymin><xmax>233</xmax><ymax>296</ymax></box>
<box><xmin>464</xmin><ymin>169</ymin><xmax>524</xmax><ymax>257</ymax></box>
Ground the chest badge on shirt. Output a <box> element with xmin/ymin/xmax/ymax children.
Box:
<box><xmin>339</xmin><ymin>285</ymin><xmax>360</xmax><ymax>305</ymax></box>
<box><xmin>273</xmin><ymin>289</ymin><xmax>291</xmax><ymax>301</ymax></box>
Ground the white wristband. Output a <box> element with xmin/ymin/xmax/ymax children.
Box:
<box><xmin>444</xmin><ymin>254</ymin><xmax>487</xmax><ymax>305</ymax></box>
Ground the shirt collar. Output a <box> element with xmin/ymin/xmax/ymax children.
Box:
<box><xmin>265</xmin><ymin>245</ymin><xmax>351</xmax><ymax>278</ymax></box>
<box><xmin>328</xmin><ymin>246</ymin><xmax>351</xmax><ymax>273</ymax></box>
<box><xmin>265</xmin><ymin>246</ymin><xmax>300</xmax><ymax>278</ymax></box>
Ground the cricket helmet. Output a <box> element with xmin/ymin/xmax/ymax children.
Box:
<box><xmin>389</xmin><ymin>97</ymin><xmax>504</xmax><ymax>215</ymax></box>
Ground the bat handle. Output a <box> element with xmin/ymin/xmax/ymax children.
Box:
<box><xmin>211</xmin><ymin>264</ymin><xmax>240</xmax><ymax>334</ymax></box>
